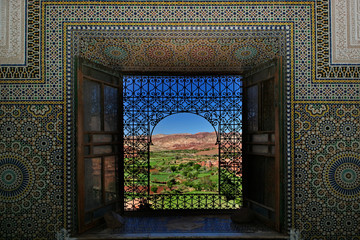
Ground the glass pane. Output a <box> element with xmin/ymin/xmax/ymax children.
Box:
<box><xmin>251</xmin><ymin>145</ymin><xmax>268</xmax><ymax>154</ymax></box>
<box><xmin>93</xmin><ymin>145</ymin><xmax>112</xmax><ymax>154</ymax></box>
<box><xmin>84</xmin><ymin>212</ymin><xmax>92</xmax><ymax>224</ymax></box>
<box><xmin>271</xmin><ymin>133</ymin><xmax>275</xmax><ymax>142</ymax></box>
<box><xmin>84</xmin><ymin>134</ymin><xmax>90</xmax><ymax>143</ymax></box>
<box><xmin>104</xmin><ymin>85</ymin><xmax>118</xmax><ymax>132</ymax></box>
<box><xmin>270</xmin><ymin>146</ymin><xmax>276</xmax><ymax>154</ymax></box>
<box><xmin>85</xmin><ymin>158</ymin><xmax>102</xmax><ymax>211</ymax></box>
<box><xmin>252</xmin><ymin>134</ymin><xmax>268</xmax><ymax>143</ymax></box>
<box><xmin>84</xmin><ymin>146</ymin><xmax>90</xmax><ymax>155</ymax></box>
<box><xmin>261</xmin><ymin>79</ymin><xmax>275</xmax><ymax>131</ymax></box>
<box><xmin>113</xmin><ymin>144</ymin><xmax>119</xmax><ymax>153</ymax></box>
<box><xmin>83</xmin><ymin>80</ymin><xmax>101</xmax><ymax>131</ymax></box>
<box><xmin>93</xmin><ymin>134</ymin><xmax>112</xmax><ymax>143</ymax></box>
<box><xmin>246</xmin><ymin>85</ymin><xmax>258</xmax><ymax>132</ymax></box>
<box><xmin>105</xmin><ymin>156</ymin><xmax>117</xmax><ymax>203</ymax></box>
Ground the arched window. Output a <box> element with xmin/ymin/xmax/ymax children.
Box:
<box><xmin>76</xmin><ymin>58</ymin><xmax>284</xmax><ymax>233</ymax></box>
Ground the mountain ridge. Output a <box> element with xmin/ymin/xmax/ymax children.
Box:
<box><xmin>151</xmin><ymin>131</ymin><xmax>217</xmax><ymax>151</ymax></box>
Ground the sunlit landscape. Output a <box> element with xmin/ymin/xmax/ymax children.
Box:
<box><xmin>121</xmin><ymin>77</ymin><xmax>243</xmax><ymax>211</ymax></box>
<box><xmin>150</xmin><ymin>132</ymin><xmax>219</xmax><ymax>194</ymax></box>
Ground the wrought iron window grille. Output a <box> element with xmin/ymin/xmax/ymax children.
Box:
<box><xmin>123</xmin><ymin>75</ymin><xmax>243</xmax><ymax>212</ymax></box>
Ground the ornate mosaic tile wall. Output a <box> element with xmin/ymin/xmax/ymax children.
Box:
<box><xmin>78</xmin><ymin>33</ymin><xmax>285</xmax><ymax>73</ymax></box>
<box><xmin>294</xmin><ymin>103</ymin><xmax>360</xmax><ymax>239</ymax></box>
<box><xmin>0</xmin><ymin>104</ymin><xmax>64</xmax><ymax>239</ymax></box>
<box><xmin>0</xmin><ymin>0</ymin><xmax>359</xmax><ymax>239</ymax></box>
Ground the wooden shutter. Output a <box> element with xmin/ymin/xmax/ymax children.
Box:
<box><xmin>76</xmin><ymin>58</ymin><xmax>123</xmax><ymax>233</ymax></box>
<box><xmin>242</xmin><ymin>58</ymin><xmax>284</xmax><ymax>231</ymax></box>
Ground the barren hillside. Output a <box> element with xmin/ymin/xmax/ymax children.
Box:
<box><xmin>151</xmin><ymin>132</ymin><xmax>218</xmax><ymax>151</ymax></box>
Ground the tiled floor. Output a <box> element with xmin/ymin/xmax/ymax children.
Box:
<box><xmin>76</xmin><ymin>214</ymin><xmax>289</xmax><ymax>239</ymax></box>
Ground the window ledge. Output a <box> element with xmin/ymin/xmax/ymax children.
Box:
<box><xmin>75</xmin><ymin>214</ymin><xmax>288</xmax><ymax>240</ymax></box>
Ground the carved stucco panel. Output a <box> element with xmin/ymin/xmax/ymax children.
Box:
<box><xmin>349</xmin><ymin>0</ymin><xmax>360</xmax><ymax>46</ymax></box>
<box><xmin>331</xmin><ymin>0</ymin><xmax>360</xmax><ymax>64</ymax></box>
<box><xmin>0</xmin><ymin>0</ymin><xmax>25</xmax><ymax>64</ymax></box>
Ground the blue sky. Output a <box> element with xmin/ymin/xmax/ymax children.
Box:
<box><xmin>152</xmin><ymin>113</ymin><xmax>215</xmax><ymax>135</ymax></box>
<box><xmin>124</xmin><ymin>75</ymin><xmax>242</xmax><ymax>136</ymax></box>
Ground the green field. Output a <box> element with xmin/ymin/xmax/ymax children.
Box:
<box><xmin>149</xmin><ymin>149</ymin><xmax>219</xmax><ymax>194</ymax></box>
<box><xmin>123</xmin><ymin>149</ymin><xmax>242</xmax><ymax>210</ymax></box>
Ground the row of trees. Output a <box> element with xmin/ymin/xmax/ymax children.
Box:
<box><xmin>151</xmin><ymin>177</ymin><xmax>217</xmax><ymax>194</ymax></box>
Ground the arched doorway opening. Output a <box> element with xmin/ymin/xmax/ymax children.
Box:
<box><xmin>149</xmin><ymin>113</ymin><xmax>219</xmax><ymax>195</ymax></box>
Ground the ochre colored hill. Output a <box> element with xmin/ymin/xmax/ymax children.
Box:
<box><xmin>151</xmin><ymin>132</ymin><xmax>218</xmax><ymax>151</ymax></box>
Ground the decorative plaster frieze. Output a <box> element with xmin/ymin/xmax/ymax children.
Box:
<box><xmin>349</xmin><ymin>0</ymin><xmax>360</xmax><ymax>46</ymax></box>
<box><xmin>0</xmin><ymin>0</ymin><xmax>7</xmax><ymax>47</ymax></box>
<box><xmin>0</xmin><ymin>0</ymin><xmax>25</xmax><ymax>65</ymax></box>
<box><xmin>331</xmin><ymin>0</ymin><xmax>360</xmax><ymax>64</ymax></box>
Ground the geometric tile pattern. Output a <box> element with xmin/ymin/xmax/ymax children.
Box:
<box><xmin>0</xmin><ymin>104</ymin><xmax>64</xmax><ymax>239</ymax></box>
<box><xmin>0</xmin><ymin>0</ymin><xmax>359</xmax><ymax>239</ymax></box>
<box><xmin>0</xmin><ymin>1</ymin><xmax>359</xmax><ymax>82</ymax></box>
<box><xmin>293</xmin><ymin>103</ymin><xmax>360</xmax><ymax>239</ymax></box>
<box><xmin>0</xmin><ymin>0</ymin><xmax>358</xmax><ymax>82</ymax></box>
<box><xmin>78</xmin><ymin>31</ymin><xmax>286</xmax><ymax>74</ymax></box>
<box><xmin>79</xmin><ymin>35</ymin><xmax>283</xmax><ymax>74</ymax></box>
<box><xmin>0</xmin><ymin>1</ymin><xmax>359</xmax><ymax>101</ymax></box>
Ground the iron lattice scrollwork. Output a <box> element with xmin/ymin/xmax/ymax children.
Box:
<box><xmin>123</xmin><ymin>75</ymin><xmax>242</xmax><ymax>211</ymax></box>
